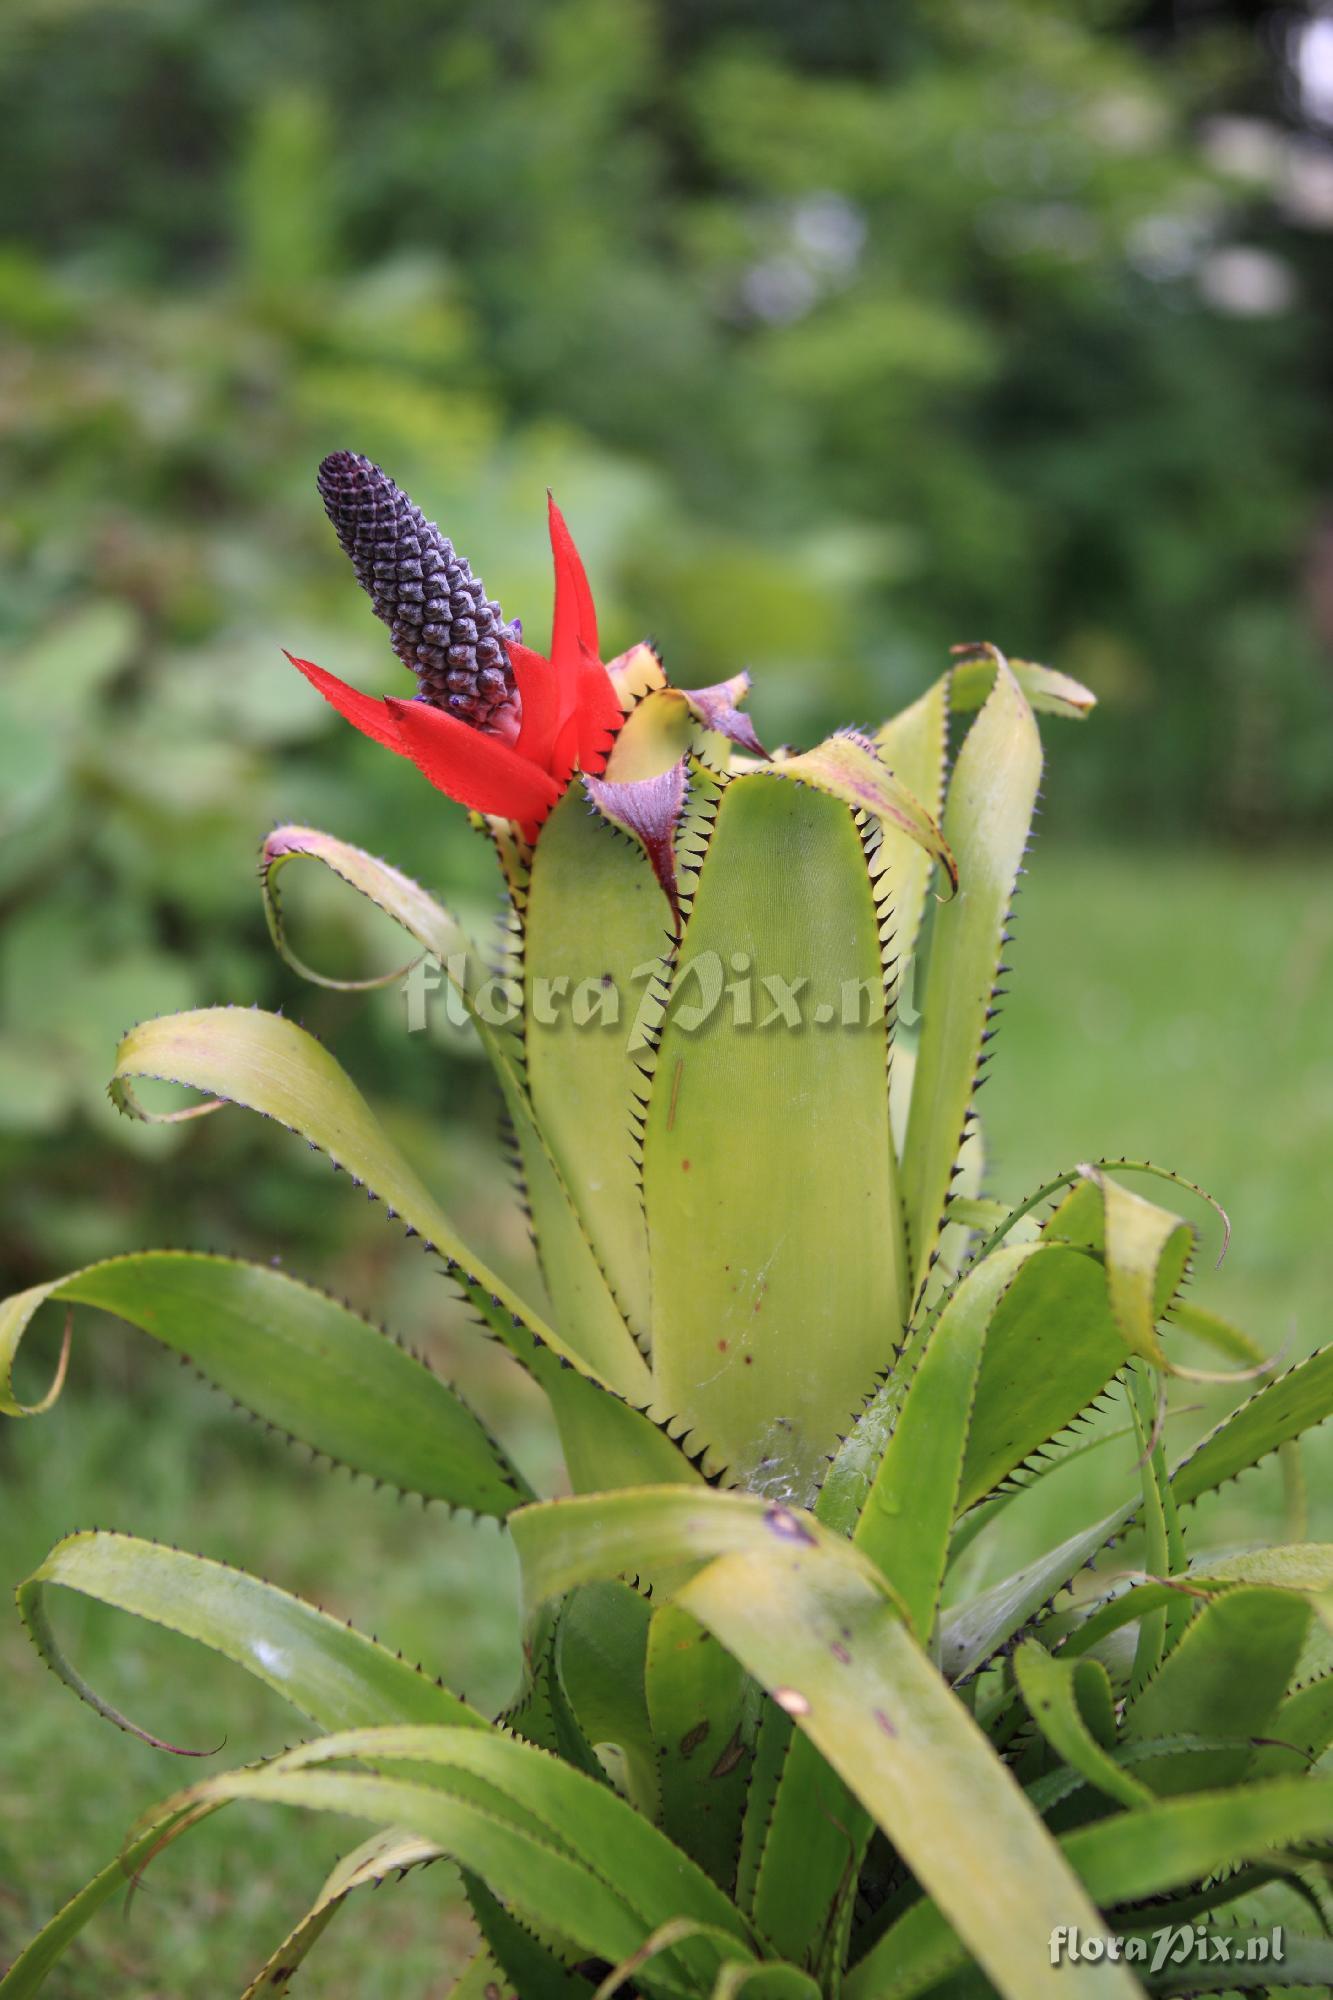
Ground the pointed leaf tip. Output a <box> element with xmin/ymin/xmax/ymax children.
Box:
<box><xmin>679</xmin><ymin>672</ymin><xmax>766</xmax><ymax>758</ymax></box>
<box><xmin>948</xmin><ymin>645</ymin><xmax>1096</xmax><ymax>721</ymax></box>
<box><xmin>774</xmin><ymin>733</ymin><xmax>958</xmax><ymax>892</ymax></box>
<box><xmin>584</xmin><ymin>760</ymin><xmax>688</xmax><ymax>930</ymax></box>
<box><xmin>607</xmin><ymin>640</ymin><xmax>668</xmax><ymax>711</ymax></box>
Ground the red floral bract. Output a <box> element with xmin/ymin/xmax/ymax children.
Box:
<box><xmin>287</xmin><ymin>496</ymin><xmax>623</xmax><ymax>828</ymax></box>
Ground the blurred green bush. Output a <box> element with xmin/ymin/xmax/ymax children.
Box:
<box><xmin>1</xmin><ymin>0</ymin><xmax>1330</xmax><ymax>1278</ymax></box>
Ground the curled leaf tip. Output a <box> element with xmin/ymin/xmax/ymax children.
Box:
<box><xmin>679</xmin><ymin>672</ymin><xmax>767</xmax><ymax>758</ymax></box>
<box><xmin>949</xmin><ymin>640</ymin><xmax>1007</xmax><ymax>667</ymax></box>
<box><xmin>585</xmin><ymin>760</ymin><xmax>689</xmax><ymax>931</ymax></box>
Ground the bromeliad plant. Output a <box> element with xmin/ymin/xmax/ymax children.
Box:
<box><xmin>4</xmin><ymin>457</ymin><xmax>1333</xmax><ymax>2000</ymax></box>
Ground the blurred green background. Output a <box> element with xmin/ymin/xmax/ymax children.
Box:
<box><xmin>2</xmin><ymin>0</ymin><xmax>1332</xmax><ymax>1990</ymax></box>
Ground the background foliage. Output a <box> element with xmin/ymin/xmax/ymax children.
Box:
<box><xmin>1</xmin><ymin>0</ymin><xmax>1331</xmax><ymax>1988</ymax></box>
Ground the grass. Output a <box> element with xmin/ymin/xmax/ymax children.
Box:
<box><xmin>2</xmin><ymin>841</ymin><xmax>1330</xmax><ymax>1992</ymax></box>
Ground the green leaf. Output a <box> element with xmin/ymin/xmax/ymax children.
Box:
<box><xmin>644</xmin><ymin>775</ymin><xmax>906</xmax><ymax>1491</ymax></box>
<box><xmin>522</xmin><ymin>786</ymin><xmax>667</xmax><ymax>1342</ymax></box>
<box><xmin>243</xmin><ymin>1828</ymin><xmax>445</xmax><ymax>1998</ymax></box>
<box><xmin>956</xmin><ymin>1170</ymin><xmax>1194</xmax><ymax>1510</ymax></box>
<box><xmin>1252</xmin><ymin>1671</ymin><xmax>1333</xmax><ymax>1778</ymax></box>
<box><xmin>513</xmin><ymin>1488</ymin><xmax>1138</xmax><ymax>2000</ymax></box>
<box><xmin>948</xmin><ymin>653</ymin><xmax>1095</xmax><ymax>721</ymax></box>
<box><xmin>1056</xmin><ymin>1580</ymin><xmax>1206</xmax><ymax>1664</ymax></box>
<box><xmin>1125</xmin><ymin>1364</ymin><xmax>1183</xmax><ymax>1691</ymax></box>
<box><xmin>176</xmin><ymin>1727</ymin><xmax>756</xmax><ymax>1997</ymax></box>
<box><xmin>681</xmin><ymin>1558</ymin><xmax>1139</xmax><ymax>1999</ymax></box>
<box><xmin>747</xmin><ymin>1724</ymin><xmax>869</xmax><ymax>1978</ymax></box>
<box><xmin>646</xmin><ymin>1603</ymin><xmax>755</xmax><ymax>1891</ymax></box>
<box><xmin>601</xmin><ymin>682</ymin><xmax>697</xmax><ymax>779</ymax></box>
<box><xmin>207</xmin><ymin>1770</ymin><xmax>709</xmax><ymax>1997</ymax></box>
<box><xmin>261</xmin><ymin>828</ymin><xmax>653</xmax><ymax>1399</ymax></box>
<box><xmin>1169</xmin><ymin>1299</ymin><xmax>1306</xmax><ymax>1535</ymax></box>
<box><xmin>1063</xmin><ymin>1773</ymin><xmax>1333</xmax><ymax>1906</ymax></box>
<box><xmin>262</xmin><ymin>822</ymin><xmax>489</xmax><ymax>1004</ymax></box>
<box><xmin>873</xmin><ymin>674</ymin><xmax>950</xmax><ymax>969</ymax></box>
<box><xmin>815</xmin><ymin>1224</ymin><xmax>1019</xmax><ymax>1969</ymax></box>
<box><xmin>828</xmin><ymin>1187</ymin><xmax>1181</xmax><ymax>1553</ymax></box>
<box><xmin>970</xmin><ymin>1158</ymin><xmax>1229</xmax><ymax>1273</ymax></box>
<box><xmin>464</xmin><ymin>1871</ymin><xmax>597</xmax><ymax>1999</ymax></box>
<box><xmin>854</xmin><ymin>1244</ymin><xmax>1034</xmax><ymax>1638</ymax></box>
<box><xmin>521</xmin><ymin>1121</ymin><xmax>668</xmax><ymax>1417</ymax></box>
<box><xmin>500</xmin><ymin>1598</ymin><xmax>608</xmax><ymax>1779</ymax></box>
<box><xmin>1086</xmin><ymin>1168</ymin><xmax>1194</xmax><ymax>1375</ymax></box>
<box><xmin>0</xmin><ymin>1251</ymin><xmax>531</xmax><ymax>1515</ymax></box>
<box><xmin>108</xmin><ymin>1005</ymin><xmax>685</xmax><ymax>1492</ymax></box>
<box><xmin>18</xmin><ymin>1530</ymin><xmax>482</xmax><ymax>1746</ymax></box>
<box><xmin>901</xmin><ymin>661</ymin><xmax>1041</xmax><ymax>1288</ymax></box>
<box><xmin>815</xmin><ymin>1366</ymin><xmax>909</xmax><ymax>1542</ymax></box>
<box><xmin>1169</xmin><ymin>1299</ymin><xmax>1271</xmax><ymax>1367</ymax></box>
<box><xmin>771</xmin><ymin>732</ymin><xmax>958</xmax><ymax>892</ymax></box>
<box><xmin>679</xmin><ymin>1566</ymin><xmax>1136</xmax><ymax>2000</ymax></box>
<box><xmin>1188</xmin><ymin>1539</ymin><xmax>1333</xmax><ymax>1591</ymax></box>
<box><xmin>938</xmin><ymin>1500</ymin><xmax>1139</xmax><ymax>1684</ymax></box>
<box><xmin>735</xmin><ymin>1701</ymin><xmax>794</xmax><ymax>1922</ymax></box>
<box><xmin>708</xmin><ymin>1965</ymin><xmax>822</xmax><ymax>2000</ymax></box>
<box><xmin>109</xmin><ymin>1005</ymin><xmax>544</xmax><ymax>1336</ymax></box>
<box><xmin>592</xmin><ymin>1920</ymin><xmax>769</xmax><ymax>2000</ymax></box>
<box><xmin>447</xmin><ymin>1948</ymin><xmax>518</xmax><ymax>1999</ymax></box>
<box><xmin>0</xmin><ymin>1541</ymin><xmax>487</xmax><ymax>1995</ymax></box>
<box><xmin>1056</xmin><ymin>1545</ymin><xmax>1333</xmax><ymax>1673</ymax></box>
<box><xmin>847</xmin><ymin>1776</ymin><xmax>1333</xmax><ymax>2000</ymax></box>
<box><xmin>514</xmin><ymin>1488</ymin><xmax>855</xmax><ymax>1607</ymax></box>
<box><xmin>1013</xmin><ymin>1641</ymin><xmax>1153</xmax><ymax>1810</ymax></box>
<box><xmin>557</xmin><ymin>1582</ymin><xmax>658</xmax><ymax>1812</ymax></box>
<box><xmin>957</xmin><ymin>1242</ymin><xmax>1130</xmax><ymax>1511</ymax></box>
<box><xmin>363</xmin><ymin>1729</ymin><xmax>750</xmax><ymax>1944</ymax></box>
<box><xmin>942</xmin><ymin>1194</ymin><xmax>1013</xmax><ymax>1233</ymax></box>
<box><xmin>950</xmin><ymin>1420</ymin><xmax>1136</xmax><ymax>1565</ymax></box>
<box><xmin>1106</xmin><ymin>1856</ymin><xmax>1328</xmax><ymax>1938</ymax></box>
<box><xmin>1171</xmin><ymin>1344</ymin><xmax>1333</xmax><ymax>1505</ymax></box>
<box><xmin>1121</xmin><ymin>1586</ymin><xmax>1313</xmax><ymax>1794</ymax></box>
<box><xmin>550</xmin><ymin>1375</ymin><xmax>708</xmax><ymax>1497</ymax></box>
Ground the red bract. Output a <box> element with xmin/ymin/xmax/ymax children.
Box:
<box><xmin>286</xmin><ymin>496</ymin><xmax>623</xmax><ymax>829</ymax></box>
